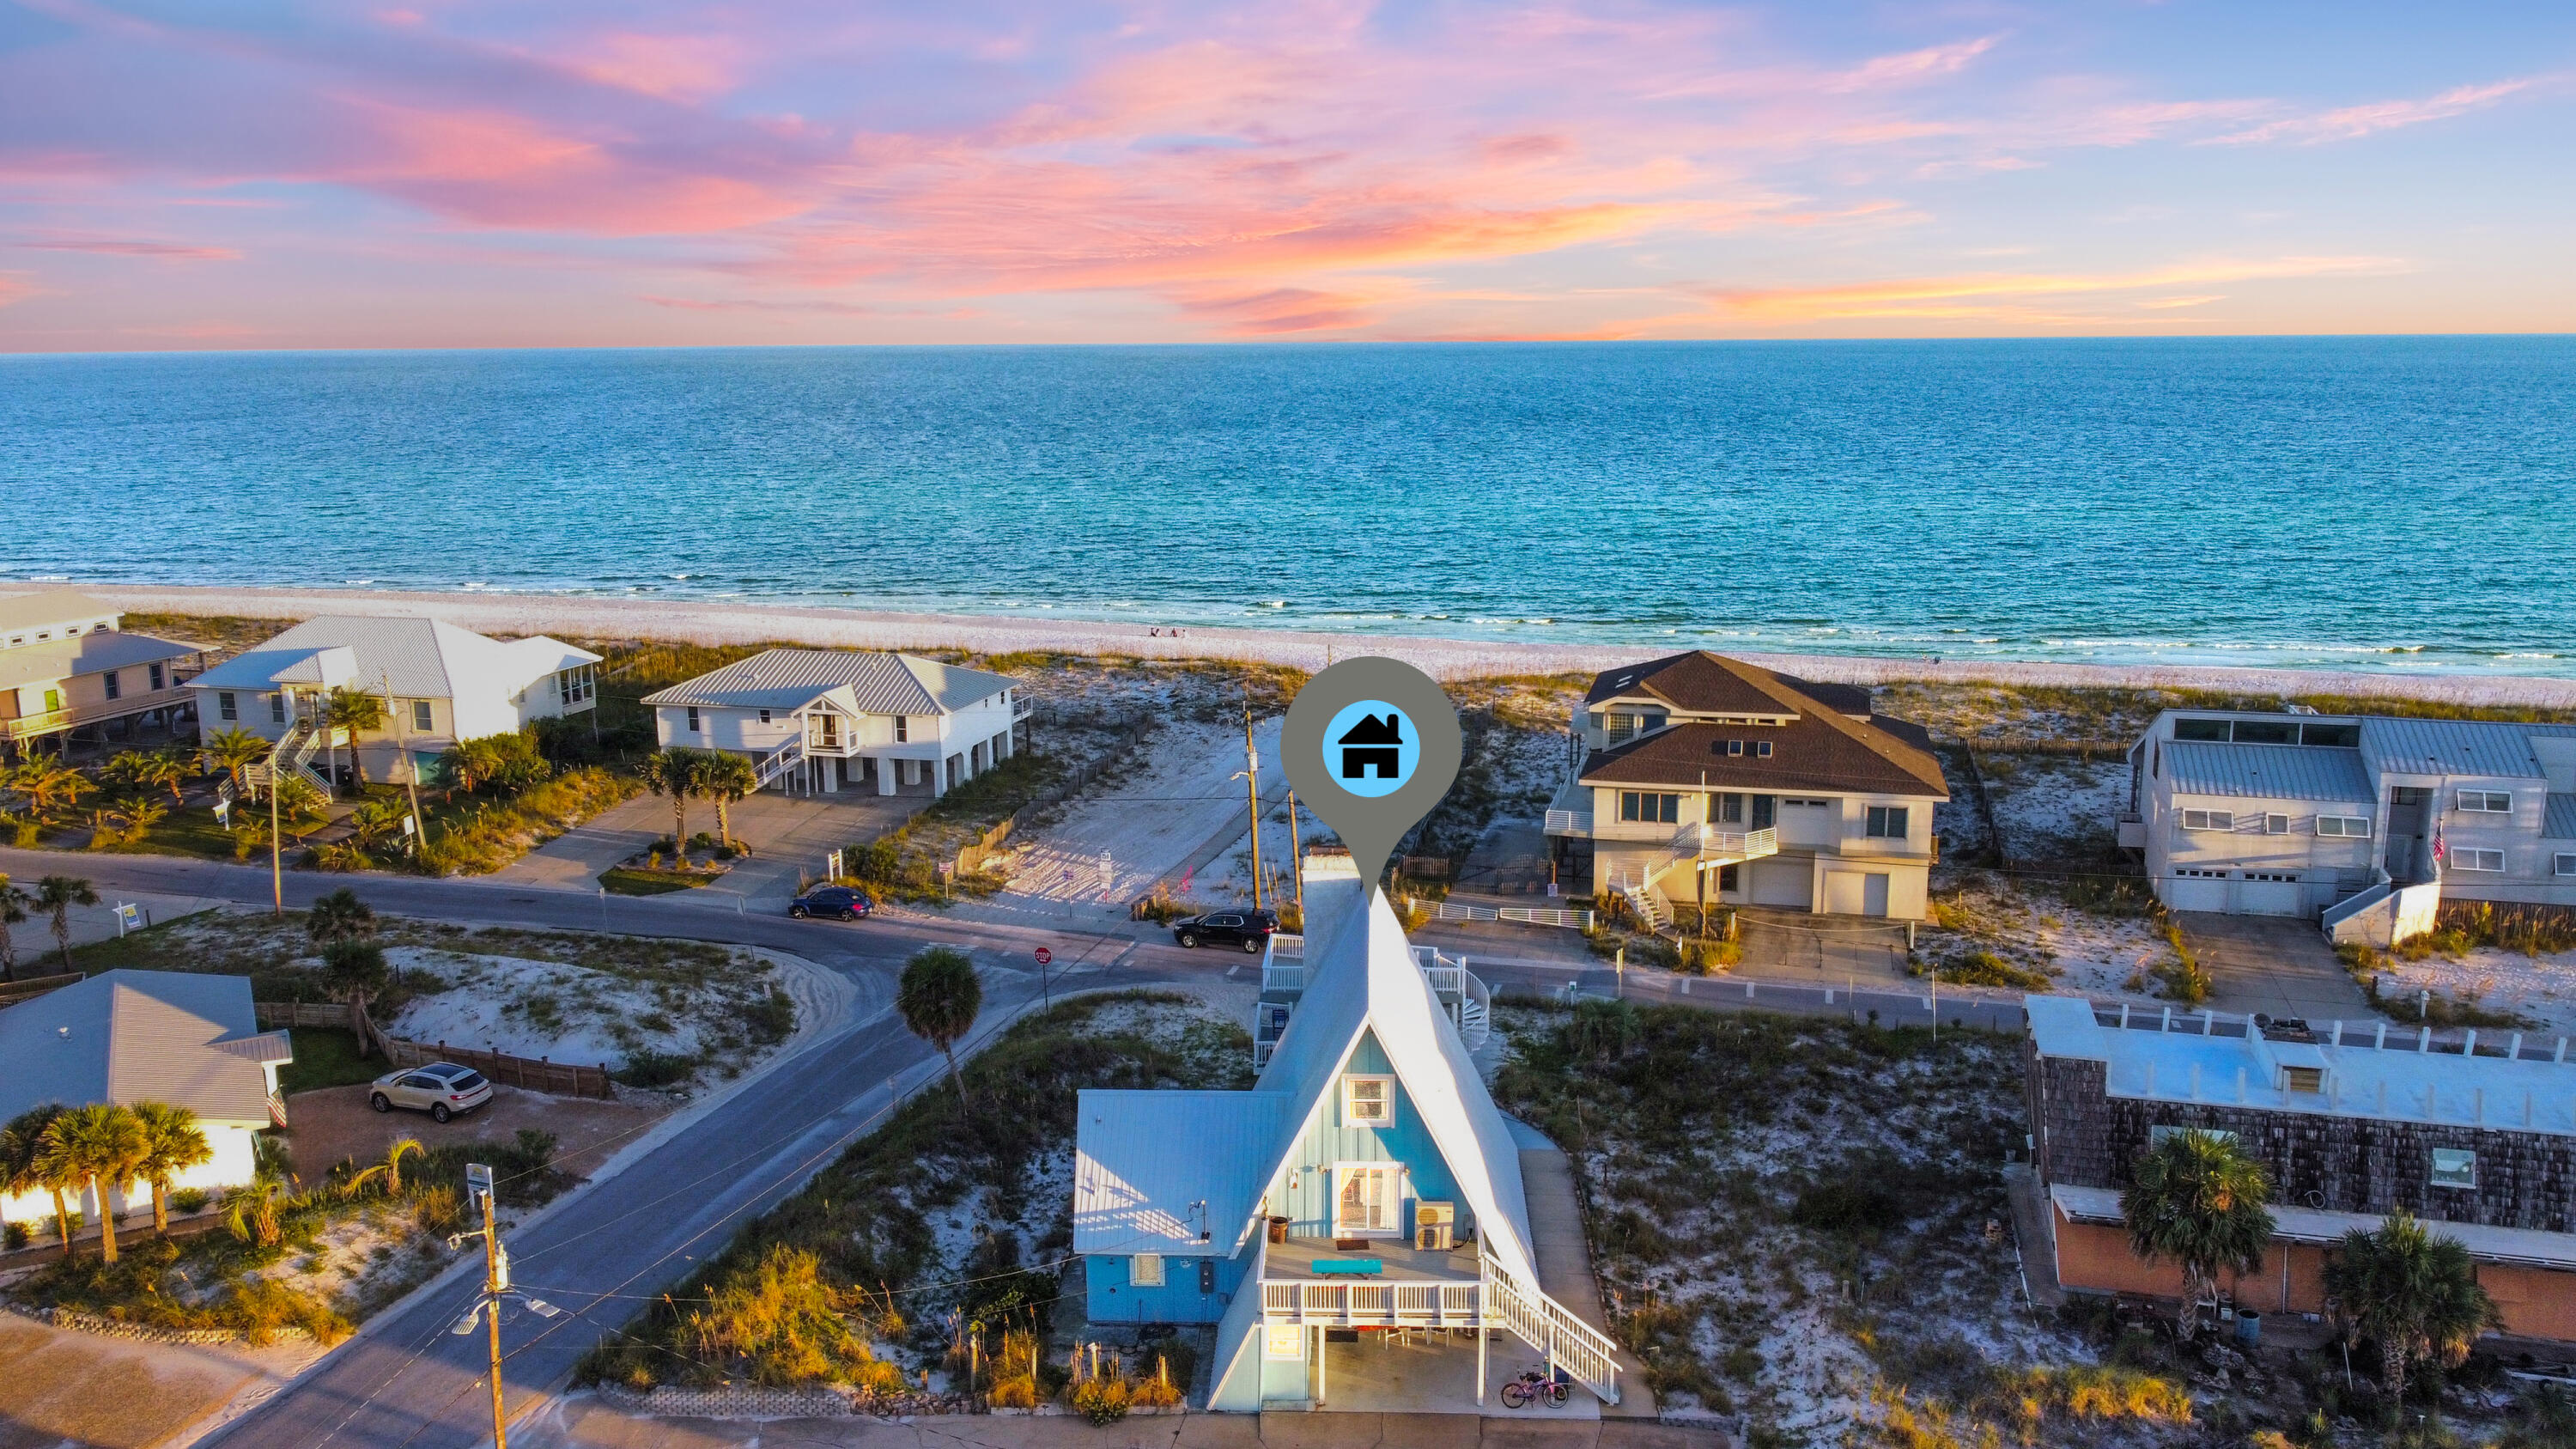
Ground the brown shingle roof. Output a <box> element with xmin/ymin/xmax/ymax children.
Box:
<box><xmin>1578</xmin><ymin>652</ymin><xmax>1946</xmax><ymax>799</ymax></box>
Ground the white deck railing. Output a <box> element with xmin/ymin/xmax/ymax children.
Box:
<box><xmin>1255</xmin><ymin>1257</ymin><xmax>1621</xmax><ymax>1403</ymax></box>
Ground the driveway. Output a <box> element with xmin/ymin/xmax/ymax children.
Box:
<box><xmin>498</xmin><ymin>789</ymin><xmax>919</xmax><ymax>903</ymax></box>
<box><xmin>2171</xmin><ymin>911</ymin><xmax>2367</xmax><ymax>1022</ymax></box>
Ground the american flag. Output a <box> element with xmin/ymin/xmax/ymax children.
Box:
<box><xmin>2433</xmin><ymin>820</ymin><xmax>2447</xmax><ymax>870</ymax></box>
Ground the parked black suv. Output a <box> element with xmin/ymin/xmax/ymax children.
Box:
<box><xmin>1171</xmin><ymin>910</ymin><xmax>1279</xmax><ymax>953</ymax></box>
<box><xmin>788</xmin><ymin>885</ymin><xmax>874</xmax><ymax>921</ymax></box>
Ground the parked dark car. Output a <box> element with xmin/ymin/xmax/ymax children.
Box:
<box><xmin>789</xmin><ymin>885</ymin><xmax>873</xmax><ymax>921</ymax></box>
<box><xmin>1171</xmin><ymin>909</ymin><xmax>1279</xmax><ymax>953</ymax></box>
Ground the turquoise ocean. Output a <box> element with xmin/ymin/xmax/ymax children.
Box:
<box><xmin>3</xmin><ymin>337</ymin><xmax>2571</xmax><ymax>676</ymax></box>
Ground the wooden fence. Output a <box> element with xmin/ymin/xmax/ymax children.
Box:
<box><xmin>255</xmin><ymin>1001</ymin><xmax>616</xmax><ymax>1099</ymax></box>
<box><xmin>954</xmin><ymin>718</ymin><xmax>1155</xmax><ymax>875</ymax></box>
<box><xmin>0</xmin><ymin>971</ymin><xmax>82</xmax><ymax>1008</ymax></box>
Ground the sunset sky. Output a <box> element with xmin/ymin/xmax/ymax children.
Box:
<box><xmin>3</xmin><ymin>0</ymin><xmax>2570</xmax><ymax>350</ymax></box>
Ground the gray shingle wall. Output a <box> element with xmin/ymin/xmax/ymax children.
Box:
<box><xmin>2032</xmin><ymin>1053</ymin><xmax>2576</xmax><ymax>1233</ymax></box>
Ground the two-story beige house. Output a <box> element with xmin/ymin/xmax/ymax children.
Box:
<box><xmin>1542</xmin><ymin>652</ymin><xmax>1950</xmax><ymax>922</ymax></box>
<box><xmin>0</xmin><ymin>588</ymin><xmax>211</xmax><ymax>758</ymax></box>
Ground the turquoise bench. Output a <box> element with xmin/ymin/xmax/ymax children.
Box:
<box><xmin>1313</xmin><ymin>1258</ymin><xmax>1382</xmax><ymax>1276</ymax></box>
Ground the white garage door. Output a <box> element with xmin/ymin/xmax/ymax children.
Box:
<box><xmin>2166</xmin><ymin>874</ymin><xmax>2230</xmax><ymax>913</ymax></box>
<box><xmin>2237</xmin><ymin>878</ymin><xmax>2306</xmax><ymax>917</ymax></box>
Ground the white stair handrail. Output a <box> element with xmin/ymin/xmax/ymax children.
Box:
<box><xmin>753</xmin><ymin>733</ymin><xmax>806</xmax><ymax>790</ymax></box>
<box><xmin>1479</xmin><ymin>1257</ymin><xmax>1621</xmax><ymax>1403</ymax></box>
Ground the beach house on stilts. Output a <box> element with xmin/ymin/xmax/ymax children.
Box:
<box><xmin>1072</xmin><ymin>848</ymin><xmax>1624</xmax><ymax>1411</ymax></box>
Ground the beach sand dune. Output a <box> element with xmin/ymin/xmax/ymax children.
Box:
<box><xmin>82</xmin><ymin>583</ymin><xmax>2576</xmax><ymax>706</ymax></box>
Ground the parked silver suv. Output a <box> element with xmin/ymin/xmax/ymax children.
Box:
<box><xmin>369</xmin><ymin>1062</ymin><xmax>495</xmax><ymax>1123</ymax></box>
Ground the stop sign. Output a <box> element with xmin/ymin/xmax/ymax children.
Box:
<box><xmin>1035</xmin><ymin>947</ymin><xmax>1053</xmax><ymax>966</ymax></box>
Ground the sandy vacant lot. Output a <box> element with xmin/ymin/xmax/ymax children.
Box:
<box><xmin>995</xmin><ymin>716</ymin><xmax>1288</xmax><ymax>904</ymax></box>
<box><xmin>289</xmin><ymin>1081</ymin><xmax>671</xmax><ymax>1183</ymax></box>
<box><xmin>0</xmin><ymin>1312</ymin><xmax>313</xmax><ymax>1449</ymax></box>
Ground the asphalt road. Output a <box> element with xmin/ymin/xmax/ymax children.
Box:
<box><xmin>0</xmin><ymin>846</ymin><xmax>1199</xmax><ymax>1449</ymax></box>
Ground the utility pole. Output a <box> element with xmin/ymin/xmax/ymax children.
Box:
<box><xmin>388</xmin><ymin>671</ymin><xmax>425</xmax><ymax>860</ymax></box>
<box><xmin>270</xmin><ymin>740</ymin><xmax>283</xmax><ymax>917</ymax></box>
<box><xmin>450</xmin><ymin>1163</ymin><xmax>560</xmax><ymax>1449</ymax></box>
<box><xmin>1286</xmin><ymin>789</ymin><xmax>1304</xmax><ymax>919</ymax></box>
<box><xmin>1236</xmin><ymin>700</ymin><xmax>1263</xmax><ymax>911</ymax></box>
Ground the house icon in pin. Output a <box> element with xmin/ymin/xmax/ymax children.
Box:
<box><xmin>1337</xmin><ymin>713</ymin><xmax>1405</xmax><ymax>780</ymax></box>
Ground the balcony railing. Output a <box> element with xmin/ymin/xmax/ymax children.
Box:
<box><xmin>0</xmin><ymin>685</ymin><xmax>194</xmax><ymax>740</ymax></box>
<box><xmin>1543</xmin><ymin>808</ymin><xmax>1594</xmax><ymax>834</ymax></box>
<box><xmin>1261</xmin><ymin>1278</ymin><xmax>1480</xmax><ymax>1327</ymax></box>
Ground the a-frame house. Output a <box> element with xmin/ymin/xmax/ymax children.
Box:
<box><xmin>1073</xmin><ymin>849</ymin><xmax>1621</xmax><ymax>1409</ymax></box>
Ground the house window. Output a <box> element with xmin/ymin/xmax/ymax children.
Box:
<box><xmin>270</xmin><ymin>693</ymin><xmax>286</xmax><ymax>723</ymax></box>
<box><xmin>1130</xmin><ymin>1253</ymin><xmax>1165</xmax><ymax>1288</ymax></box>
<box><xmin>2173</xmin><ymin>718</ymin><xmax>2233</xmax><ymax>742</ymax></box>
<box><xmin>2233</xmin><ymin>720</ymin><xmax>2297</xmax><ymax>745</ymax></box>
<box><xmin>2281</xmin><ymin>1066</ymin><xmax>2324</xmax><ymax>1093</ymax></box>
<box><xmin>1726</xmin><ymin>740</ymin><xmax>1743</xmax><ymax>757</ymax></box>
<box><xmin>2149</xmin><ymin>1125</ymin><xmax>2239</xmax><ymax>1148</ymax></box>
<box><xmin>1344</xmin><ymin>1075</ymin><xmax>1394</xmax><ymax>1125</ymax></box>
<box><xmin>2175</xmin><ymin>868</ymin><xmax>2230</xmax><ymax>879</ymax></box>
<box><xmin>1334</xmin><ymin>1164</ymin><xmax>1398</xmax><ymax>1233</ymax></box>
<box><xmin>2430</xmin><ymin>1149</ymin><xmax>2477</xmax><ymax>1190</ymax></box>
<box><xmin>1753</xmin><ymin>795</ymin><xmax>1776</xmax><ymax>831</ymax></box>
<box><xmin>2453</xmin><ymin>849</ymin><xmax>2505</xmax><ymax>873</ymax></box>
<box><xmin>556</xmin><ymin>667</ymin><xmax>592</xmax><ymax>705</ymax></box>
<box><xmin>685</xmin><ymin>706</ymin><xmax>701</xmax><ymax>733</ymax></box>
<box><xmin>2558</xmin><ymin>854</ymin><xmax>2576</xmax><ymax>878</ymax></box>
<box><xmin>217</xmin><ymin>691</ymin><xmax>238</xmax><ymax>722</ymax></box>
<box><xmin>2458</xmin><ymin>791</ymin><xmax>2512</xmax><ymax>813</ymax></box>
<box><xmin>895</xmin><ymin>716</ymin><xmax>908</xmax><ymax>742</ymax></box>
<box><xmin>2179</xmin><ymin>809</ymin><xmax>2234</xmax><ymax>831</ymax></box>
<box><xmin>1714</xmin><ymin>793</ymin><xmax>1744</xmax><ymax>824</ymax></box>
<box><xmin>412</xmin><ymin>699</ymin><xmax>434</xmax><ymax>733</ymax></box>
<box><xmin>2263</xmin><ymin>813</ymin><xmax>2290</xmax><ymax>835</ymax></box>
<box><xmin>2317</xmin><ymin>816</ymin><xmax>2371</xmax><ymax>838</ymax></box>
<box><xmin>103</xmin><ymin>670</ymin><xmax>121</xmax><ymax>701</ymax></box>
<box><xmin>759</xmin><ymin>709</ymin><xmax>773</xmax><ymax>724</ymax></box>
<box><xmin>1619</xmin><ymin>792</ymin><xmax>1680</xmax><ymax>824</ymax></box>
<box><xmin>148</xmin><ymin>663</ymin><xmax>165</xmax><ymax>691</ymax></box>
<box><xmin>1757</xmin><ymin>740</ymin><xmax>1773</xmax><ymax>758</ymax></box>
<box><xmin>1866</xmin><ymin>807</ymin><xmax>1909</xmax><ymax>838</ymax></box>
<box><xmin>2300</xmin><ymin>722</ymin><xmax>2360</xmax><ymax>746</ymax></box>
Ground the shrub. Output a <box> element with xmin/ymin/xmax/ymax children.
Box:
<box><xmin>1792</xmin><ymin>1180</ymin><xmax>1903</xmax><ymax>1236</ymax></box>
<box><xmin>746</xmin><ymin>988</ymin><xmax>796</xmax><ymax>1046</ymax></box>
<box><xmin>1068</xmin><ymin>1374</ymin><xmax>1131</xmax><ymax>1424</ymax></box>
<box><xmin>2155</xmin><ymin>922</ymin><xmax>2211</xmax><ymax>1003</ymax></box>
<box><xmin>679</xmin><ymin>1244</ymin><xmax>905</xmax><ymax>1390</ymax></box>
<box><xmin>413</xmin><ymin>1184</ymin><xmax>465</xmax><ymax>1235</ymax></box>
<box><xmin>1917</xmin><ymin>950</ymin><xmax>2052</xmax><ymax>991</ymax></box>
<box><xmin>614</xmin><ymin>1051</ymin><xmax>698</xmax><ymax>1089</ymax></box>
<box><xmin>987</xmin><ymin>1377</ymin><xmax>1040</xmax><ymax>1409</ymax></box>
<box><xmin>1678</xmin><ymin>936</ymin><xmax>1741</xmax><ymax>973</ymax></box>
<box><xmin>168</xmin><ymin>1187</ymin><xmax>211</xmax><ymax>1214</ymax></box>
<box><xmin>3</xmin><ymin>1220</ymin><xmax>29</xmax><ymax>1250</ymax></box>
<box><xmin>1130</xmin><ymin>1373</ymin><xmax>1184</xmax><ymax>1409</ymax></box>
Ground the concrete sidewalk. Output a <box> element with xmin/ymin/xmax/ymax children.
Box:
<box><xmin>519</xmin><ymin>1397</ymin><xmax>1731</xmax><ymax>1448</ymax></box>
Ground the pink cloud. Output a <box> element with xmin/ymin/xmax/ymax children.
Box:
<box><xmin>567</xmin><ymin>33</ymin><xmax>747</xmax><ymax>103</ymax></box>
<box><xmin>2210</xmin><ymin>76</ymin><xmax>2550</xmax><ymax>144</ymax></box>
<box><xmin>15</xmin><ymin>235</ymin><xmax>241</xmax><ymax>259</ymax></box>
<box><xmin>1707</xmin><ymin>256</ymin><xmax>2403</xmax><ymax>322</ymax></box>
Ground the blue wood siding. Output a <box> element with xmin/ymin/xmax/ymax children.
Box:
<box><xmin>1261</xmin><ymin>1032</ymin><xmax>1472</xmax><ymax>1239</ymax></box>
<box><xmin>1084</xmin><ymin>1245</ymin><xmax>1250</xmax><ymax>1325</ymax></box>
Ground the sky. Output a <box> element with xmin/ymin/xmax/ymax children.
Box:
<box><xmin>2</xmin><ymin>0</ymin><xmax>2571</xmax><ymax>350</ymax></box>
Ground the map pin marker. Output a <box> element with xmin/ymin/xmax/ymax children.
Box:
<box><xmin>1281</xmin><ymin>657</ymin><xmax>1461</xmax><ymax>900</ymax></box>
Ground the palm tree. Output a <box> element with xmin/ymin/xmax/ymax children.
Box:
<box><xmin>33</xmin><ymin>874</ymin><xmax>99</xmax><ymax>972</ymax></box>
<box><xmin>324</xmin><ymin>685</ymin><xmax>385</xmax><ymax>787</ymax></box>
<box><xmin>642</xmin><ymin>747</ymin><xmax>705</xmax><ymax>849</ymax></box>
<box><xmin>2327</xmin><ymin>1210</ymin><xmax>2502</xmax><ymax>1402</ymax></box>
<box><xmin>307</xmin><ymin>886</ymin><xmax>379</xmax><ymax>947</ymax></box>
<box><xmin>40</xmin><ymin>1103</ymin><xmax>148</xmax><ymax>1263</ymax></box>
<box><xmin>897</xmin><ymin>946</ymin><xmax>983</xmax><ymax>1114</ymax></box>
<box><xmin>2121</xmin><ymin>1128</ymin><xmax>2275</xmax><ymax>1340</ymax></box>
<box><xmin>129</xmin><ymin>1101</ymin><xmax>212</xmax><ymax>1235</ymax></box>
<box><xmin>0</xmin><ymin>873</ymin><xmax>27</xmax><ymax>982</ymax></box>
<box><xmin>343</xmin><ymin>1138</ymin><xmax>425</xmax><ymax>1198</ymax></box>
<box><xmin>222</xmin><ymin>1176</ymin><xmax>286</xmax><ymax>1249</ymax></box>
<box><xmin>14</xmin><ymin>759</ymin><xmax>96</xmax><ymax>820</ymax></box>
<box><xmin>1</xmin><ymin>1103</ymin><xmax>78</xmax><ymax>1247</ymax></box>
<box><xmin>698</xmin><ymin>751</ymin><xmax>757</xmax><ymax>849</ymax></box>
<box><xmin>199</xmin><ymin>726</ymin><xmax>268</xmax><ymax>795</ymax></box>
<box><xmin>132</xmin><ymin>752</ymin><xmax>189</xmax><ymax>804</ymax></box>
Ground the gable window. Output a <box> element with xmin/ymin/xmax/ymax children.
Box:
<box><xmin>2458</xmin><ymin>790</ymin><xmax>2512</xmax><ymax>813</ymax></box>
<box><xmin>217</xmin><ymin>691</ymin><xmax>238</xmax><ymax>722</ymax></box>
<box><xmin>2430</xmin><ymin>1148</ymin><xmax>2477</xmax><ymax>1190</ymax></box>
<box><xmin>270</xmin><ymin>693</ymin><xmax>286</xmax><ymax>724</ymax></box>
<box><xmin>2558</xmin><ymin>854</ymin><xmax>2576</xmax><ymax>878</ymax></box>
<box><xmin>1344</xmin><ymin>1075</ymin><xmax>1394</xmax><ymax>1126</ymax></box>
<box><xmin>1726</xmin><ymin>740</ymin><xmax>1743</xmax><ymax>757</ymax></box>
<box><xmin>148</xmin><ymin>663</ymin><xmax>165</xmax><ymax>691</ymax></box>
<box><xmin>1757</xmin><ymin>740</ymin><xmax>1773</xmax><ymax>758</ymax></box>
<box><xmin>1129</xmin><ymin>1253</ymin><xmax>1166</xmax><ymax>1288</ymax></box>
<box><xmin>410</xmin><ymin>699</ymin><xmax>433</xmax><ymax>732</ymax></box>
<box><xmin>2179</xmin><ymin>809</ymin><xmax>2234</xmax><ymax>831</ymax></box>
<box><xmin>1865</xmin><ymin>807</ymin><xmax>1910</xmax><ymax>838</ymax></box>
<box><xmin>895</xmin><ymin>715</ymin><xmax>908</xmax><ymax>742</ymax></box>
<box><xmin>2317</xmin><ymin>815</ymin><xmax>2371</xmax><ymax>838</ymax></box>
<box><xmin>2453</xmin><ymin>849</ymin><xmax>2505</xmax><ymax>873</ymax></box>
<box><xmin>1619</xmin><ymin>791</ymin><xmax>1680</xmax><ymax>824</ymax></box>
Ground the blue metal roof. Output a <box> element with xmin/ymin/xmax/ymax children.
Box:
<box><xmin>2360</xmin><ymin>718</ymin><xmax>2576</xmax><ymax>782</ymax></box>
<box><xmin>2546</xmin><ymin>795</ymin><xmax>2576</xmax><ymax>842</ymax></box>
<box><xmin>2161</xmin><ymin>740</ymin><xmax>2374</xmax><ymax>802</ymax></box>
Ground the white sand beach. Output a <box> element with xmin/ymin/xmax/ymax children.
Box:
<box><xmin>87</xmin><ymin>582</ymin><xmax>2576</xmax><ymax>704</ymax></box>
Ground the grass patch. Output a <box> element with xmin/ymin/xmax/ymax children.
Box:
<box><xmin>1911</xmin><ymin>948</ymin><xmax>2052</xmax><ymax>991</ymax></box>
<box><xmin>579</xmin><ymin>990</ymin><xmax>1249</xmax><ymax>1393</ymax></box>
<box><xmin>599</xmin><ymin>866</ymin><xmax>717</xmax><ymax>896</ymax></box>
<box><xmin>276</xmin><ymin>1026</ymin><xmax>380</xmax><ymax>1095</ymax></box>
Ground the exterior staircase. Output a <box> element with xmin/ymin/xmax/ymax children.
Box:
<box><xmin>243</xmin><ymin>718</ymin><xmax>331</xmax><ymax>801</ymax></box>
<box><xmin>1604</xmin><ymin>824</ymin><xmax>1778</xmax><ymax>933</ymax></box>
<box><xmin>1619</xmin><ymin>883</ymin><xmax>1667</xmax><ymax>933</ymax></box>
<box><xmin>1480</xmin><ymin>1257</ymin><xmax>1624</xmax><ymax>1404</ymax></box>
<box><xmin>754</xmin><ymin>733</ymin><xmax>805</xmax><ymax>792</ymax></box>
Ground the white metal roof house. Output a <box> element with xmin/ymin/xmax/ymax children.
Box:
<box><xmin>0</xmin><ymin>588</ymin><xmax>212</xmax><ymax>758</ymax></box>
<box><xmin>1072</xmin><ymin>850</ymin><xmax>1624</xmax><ymax>1410</ymax></box>
<box><xmin>641</xmin><ymin>648</ymin><xmax>1025</xmax><ymax>799</ymax></box>
<box><xmin>2026</xmin><ymin>993</ymin><xmax>2576</xmax><ymax>1341</ymax></box>
<box><xmin>2118</xmin><ymin>708</ymin><xmax>2576</xmax><ymax>935</ymax></box>
<box><xmin>185</xmin><ymin>617</ymin><xmax>599</xmax><ymax>795</ymax></box>
<box><xmin>0</xmin><ymin>971</ymin><xmax>292</xmax><ymax>1234</ymax></box>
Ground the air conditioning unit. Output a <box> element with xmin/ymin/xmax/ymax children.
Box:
<box><xmin>1416</xmin><ymin>1200</ymin><xmax>1455</xmax><ymax>1251</ymax></box>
